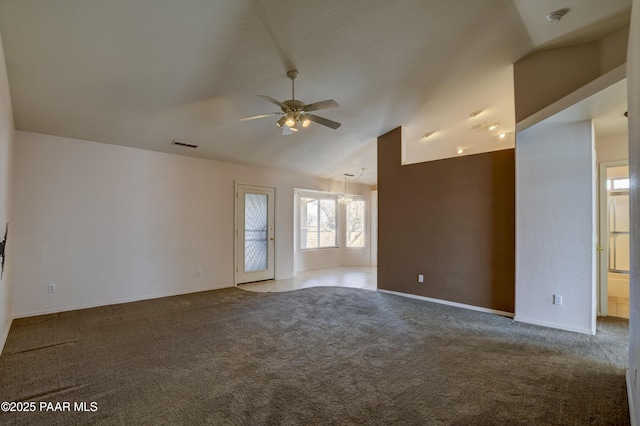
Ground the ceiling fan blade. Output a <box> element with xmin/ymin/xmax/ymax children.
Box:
<box><xmin>303</xmin><ymin>99</ymin><xmax>339</xmax><ymax>112</ymax></box>
<box><xmin>258</xmin><ymin>95</ymin><xmax>287</xmax><ymax>109</ymax></box>
<box><xmin>239</xmin><ymin>113</ymin><xmax>279</xmax><ymax>121</ymax></box>
<box><xmin>308</xmin><ymin>114</ymin><xmax>341</xmax><ymax>129</ymax></box>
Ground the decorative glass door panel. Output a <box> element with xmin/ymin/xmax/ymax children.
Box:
<box><xmin>244</xmin><ymin>193</ymin><xmax>268</xmax><ymax>272</ymax></box>
<box><xmin>235</xmin><ymin>184</ymin><xmax>275</xmax><ymax>283</ymax></box>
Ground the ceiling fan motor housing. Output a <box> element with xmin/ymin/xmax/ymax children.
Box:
<box><xmin>283</xmin><ymin>99</ymin><xmax>305</xmax><ymax>113</ymax></box>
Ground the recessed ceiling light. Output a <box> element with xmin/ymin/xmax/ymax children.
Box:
<box><xmin>499</xmin><ymin>133</ymin><xmax>506</xmax><ymax>138</ymax></box>
<box><xmin>488</xmin><ymin>124</ymin><xmax>498</xmax><ymax>130</ymax></box>
<box><xmin>470</xmin><ymin>110</ymin><xmax>483</xmax><ymax>118</ymax></box>
<box><xmin>457</xmin><ymin>149</ymin><xmax>464</xmax><ymax>154</ymax></box>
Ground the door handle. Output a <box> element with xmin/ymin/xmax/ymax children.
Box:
<box><xmin>270</xmin><ymin>237</ymin><xmax>275</xmax><ymax>241</ymax></box>
<box><xmin>596</xmin><ymin>246</ymin><xmax>604</xmax><ymax>251</ymax></box>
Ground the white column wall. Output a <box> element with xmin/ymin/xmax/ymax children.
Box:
<box><xmin>626</xmin><ymin>0</ymin><xmax>640</xmax><ymax>422</ymax></box>
<box><xmin>515</xmin><ymin>120</ymin><xmax>597</xmax><ymax>334</ymax></box>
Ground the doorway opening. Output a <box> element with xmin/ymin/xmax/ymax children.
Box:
<box><xmin>598</xmin><ymin>163</ymin><xmax>630</xmax><ymax>318</ymax></box>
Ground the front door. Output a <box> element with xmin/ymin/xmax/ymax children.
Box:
<box><xmin>235</xmin><ymin>184</ymin><xmax>275</xmax><ymax>284</ymax></box>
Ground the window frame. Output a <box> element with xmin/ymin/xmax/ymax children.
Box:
<box><xmin>299</xmin><ymin>194</ymin><xmax>338</xmax><ymax>250</ymax></box>
<box><xmin>345</xmin><ymin>198</ymin><xmax>366</xmax><ymax>248</ymax></box>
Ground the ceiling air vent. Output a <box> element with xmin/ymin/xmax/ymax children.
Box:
<box><xmin>469</xmin><ymin>122</ymin><xmax>485</xmax><ymax>131</ymax></box>
<box><xmin>172</xmin><ymin>140</ymin><xmax>198</xmax><ymax>148</ymax></box>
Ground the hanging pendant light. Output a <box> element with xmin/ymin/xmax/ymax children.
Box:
<box><xmin>338</xmin><ymin>174</ymin><xmax>353</xmax><ymax>205</ymax></box>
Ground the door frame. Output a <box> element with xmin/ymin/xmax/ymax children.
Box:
<box><xmin>597</xmin><ymin>160</ymin><xmax>628</xmax><ymax>316</ymax></box>
<box><xmin>234</xmin><ymin>182</ymin><xmax>277</xmax><ymax>285</ymax></box>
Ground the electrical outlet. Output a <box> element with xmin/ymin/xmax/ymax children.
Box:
<box><xmin>418</xmin><ymin>274</ymin><xmax>424</xmax><ymax>283</ymax></box>
<box><xmin>197</xmin><ymin>269</ymin><xmax>203</xmax><ymax>277</ymax></box>
<box><xmin>553</xmin><ymin>294</ymin><xmax>563</xmax><ymax>305</ymax></box>
<box><xmin>48</xmin><ymin>283</ymin><xmax>56</xmax><ymax>293</ymax></box>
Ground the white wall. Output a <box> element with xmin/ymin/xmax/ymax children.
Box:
<box><xmin>626</xmin><ymin>0</ymin><xmax>640</xmax><ymax>422</ymax></box>
<box><xmin>596</xmin><ymin>134</ymin><xmax>629</xmax><ymax>163</ymax></box>
<box><xmin>515</xmin><ymin>120</ymin><xmax>597</xmax><ymax>334</ymax></box>
<box><xmin>11</xmin><ymin>131</ymin><xmax>366</xmax><ymax>317</ymax></box>
<box><xmin>0</xmin><ymin>30</ymin><xmax>14</xmax><ymax>352</ymax></box>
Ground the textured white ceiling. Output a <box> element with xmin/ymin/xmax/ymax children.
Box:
<box><xmin>511</xmin><ymin>0</ymin><xmax>632</xmax><ymax>49</ymax></box>
<box><xmin>0</xmin><ymin>0</ymin><xmax>630</xmax><ymax>185</ymax></box>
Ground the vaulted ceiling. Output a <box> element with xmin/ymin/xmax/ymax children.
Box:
<box><xmin>0</xmin><ymin>0</ymin><xmax>632</xmax><ymax>185</ymax></box>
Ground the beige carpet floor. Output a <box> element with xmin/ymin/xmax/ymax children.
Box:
<box><xmin>0</xmin><ymin>286</ymin><xmax>630</xmax><ymax>425</ymax></box>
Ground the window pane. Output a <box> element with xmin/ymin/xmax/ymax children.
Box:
<box><xmin>301</xmin><ymin>198</ymin><xmax>318</xmax><ymax>249</ymax></box>
<box><xmin>319</xmin><ymin>199</ymin><xmax>336</xmax><ymax>247</ymax></box>
<box><xmin>299</xmin><ymin>196</ymin><xmax>338</xmax><ymax>249</ymax></box>
<box><xmin>614</xmin><ymin>195</ymin><xmax>629</xmax><ymax>232</ymax></box>
<box><xmin>616</xmin><ymin>234</ymin><xmax>630</xmax><ymax>271</ymax></box>
<box><xmin>346</xmin><ymin>200</ymin><xmax>365</xmax><ymax>247</ymax></box>
<box><xmin>613</xmin><ymin>178</ymin><xmax>630</xmax><ymax>190</ymax></box>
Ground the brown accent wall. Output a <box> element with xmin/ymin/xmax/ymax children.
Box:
<box><xmin>378</xmin><ymin>127</ymin><xmax>515</xmax><ymax>313</ymax></box>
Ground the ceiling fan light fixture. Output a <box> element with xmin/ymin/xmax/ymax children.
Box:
<box><xmin>285</xmin><ymin>113</ymin><xmax>296</xmax><ymax>127</ymax></box>
<box><xmin>276</xmin><ymin>116</ymin><xmax>287</xmax><ymax>128</ymax></box>
<box><xmin>300</xmin><ymin>114</ymin><xmax>311</xmax><ymax>127</ymax></box>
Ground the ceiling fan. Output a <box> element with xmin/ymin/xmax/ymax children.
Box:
<box><xmin>240</xmin><ymin>70</ymin><xmax>341</xmax><ymax>135</ymax></box>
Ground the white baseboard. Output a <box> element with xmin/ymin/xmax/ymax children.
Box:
<box><xmin>378</xmin><ymin>289</ymin><xmax>514</xmax><ymax>318</ymax></box>
<box><xmin>0</xmin><ymin>317</ymin><xmax>12</xmax><ymax>356</ymax></box>
<box><xmin>513</xmin><ymin>316</ymin><xmax>595</xmax><ymax>335</ymax></box>
<box><xmin>12</xmin><ymin>284</ymin><xmax>233</xmax><ymax>319</ymax></box>
<box><xmin>628</xmin><ymin>369</ymin><xmax>637</xmax><ymax>426</ymax></box>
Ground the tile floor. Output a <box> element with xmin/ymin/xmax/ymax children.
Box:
<box><xmin>238</xmin><ymin>266</ymin><xmax>377</xmax><ymax>293</ymax></box>
<box><xmin>608</xmin><ymin>296</ymin><xmax>630</xmax><ymax>319</ymax></box>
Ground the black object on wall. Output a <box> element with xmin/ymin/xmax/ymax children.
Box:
<box><xmin>0</xmin><ymin>222</ymin><xmax>7</xmax><ymax>280</ymax></box>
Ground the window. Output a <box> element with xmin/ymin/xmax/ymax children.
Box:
<box><xmin>346</xmin><ymin>200</ymin><xmax>365</xmax><ymax>247</ymax></box>
<box><xmin>607</xmin><ymin>178</ymin><xmax>630</xmax><ymax>191</ymax></box>
<box><xmin>301</xmin><ymin>197</ymin><xmax>337</xmax><ymax>249</ymax></box>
